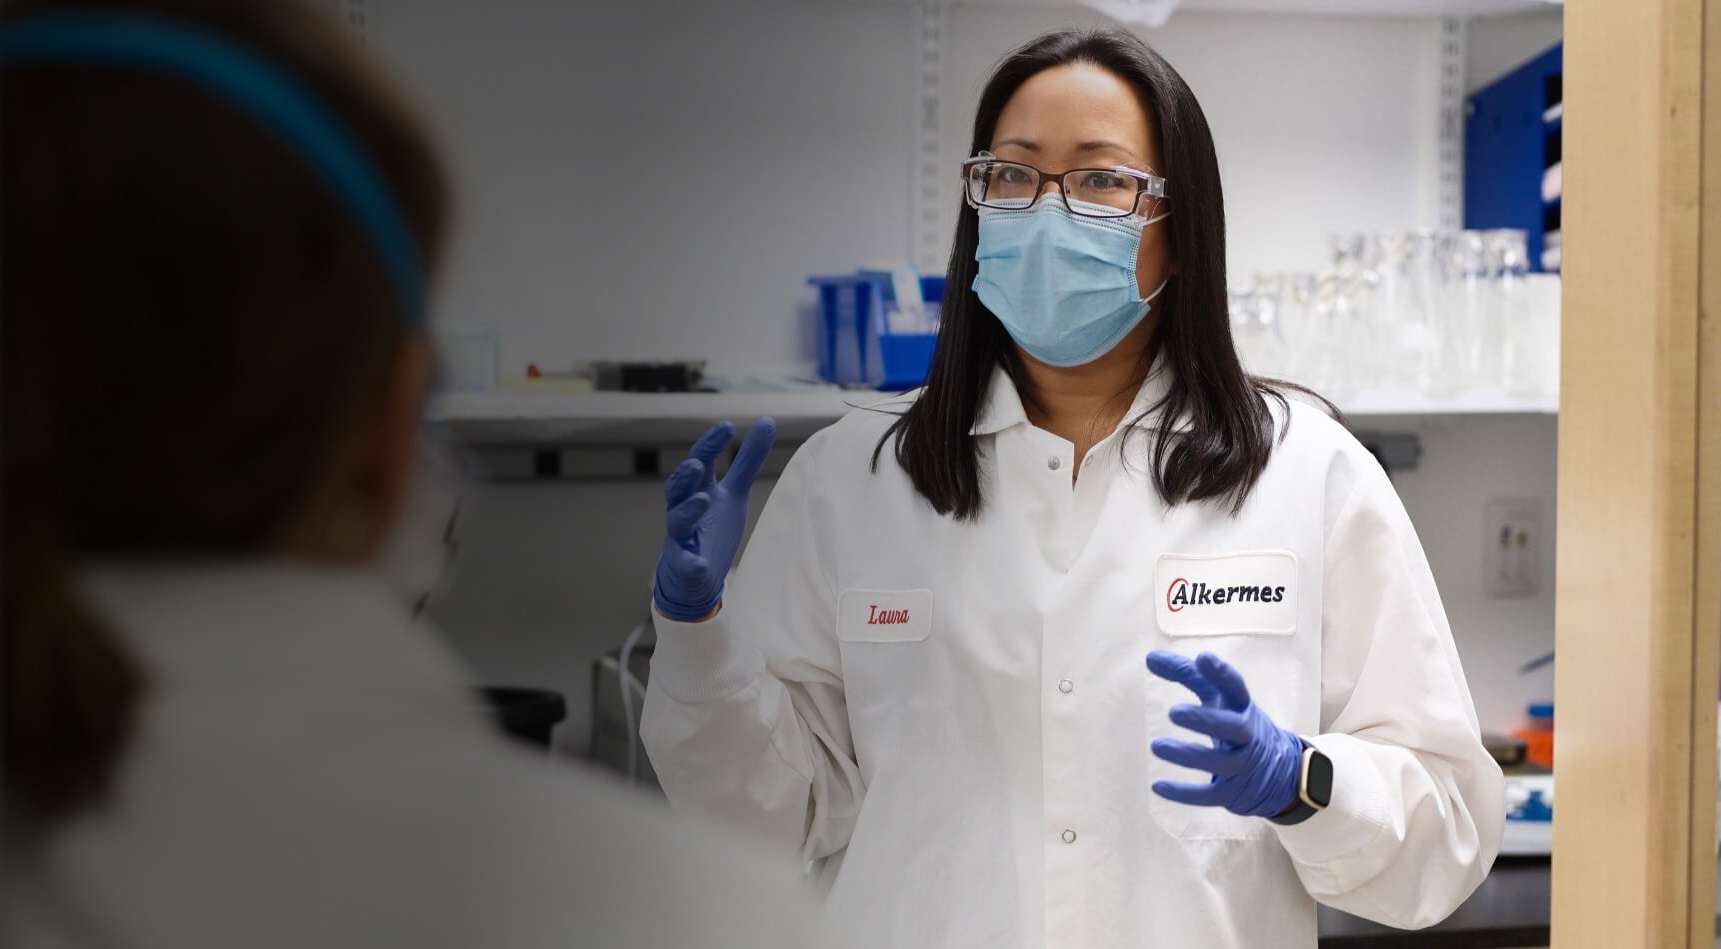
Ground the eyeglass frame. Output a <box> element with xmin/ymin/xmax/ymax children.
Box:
<box><xmin>960</xmin><ymin>151</ymin><xmax>1169</xmax><ymax>218</ymax></box>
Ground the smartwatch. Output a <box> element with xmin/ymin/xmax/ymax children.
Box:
<box><xmin>1270</xmin><ymin>738</ymin><xmax>1334</xmax><ymax>826</ymax></box>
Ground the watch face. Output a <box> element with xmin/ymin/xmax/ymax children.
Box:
<box><xmin>1306</xmin><ymin>750</ymin><xmax>1335</xmax><ymax>808</ymax></box>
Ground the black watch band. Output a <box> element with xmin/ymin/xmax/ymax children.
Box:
<box><xmin>1270</xmin><ymin>799</ymin><xmax>1320</xmax><ymax>826</ymax></box>
<box><xmin>1269</xmin><ymin>739</ymin><xmax>1334</xmax><ymax>827</ymax></box>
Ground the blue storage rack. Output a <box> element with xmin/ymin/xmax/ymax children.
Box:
<box><xmin>808</xmin><ymin>273</ymin><xmax>945</xmax><ymax>391</ymax></box>
<box><xmin>1464</xmin><ymin>42</ymin><xmax>1562</xmax><ymax>272</ymax></box>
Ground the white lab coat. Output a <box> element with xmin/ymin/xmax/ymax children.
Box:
<box><xmin>3</xmin><ymin>562</ymin><xmax>833</xmax><ymax>949</ymax></box>
<box><xmin>641</xmin><ymin>366</ymin><xmax>1505</xmax><ymax>949</ymax></box>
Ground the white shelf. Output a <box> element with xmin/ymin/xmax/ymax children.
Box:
<box><xmin>427</xmin><ymin>383</ymin><xmax>1555</xmax><ymax>448</ymax></box>
<box><xmin>427</xmin><ymin>388</ymin><xmax>893</xmax><ymax>448</ymax></box>
<box><xmin>1341</xmin><ymin>387</ymin><xmax>1558</xmax><ymax>417</ymax></box>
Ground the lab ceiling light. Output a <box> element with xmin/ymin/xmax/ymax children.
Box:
<box><xmin>1081</xmin><ymin>0</ymin><xmax>1182</xmax><ymax>29</ymax></box>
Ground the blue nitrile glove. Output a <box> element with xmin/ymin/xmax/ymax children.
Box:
<box><xmin>652</xmin><ymin>417</ymin><xmax>777</xmax><ymax>621</ymax></box>
<box><xmin>1145</xmin><ymin>650</ymin><xmax>1304</xmax><ymax>819</ymax></box>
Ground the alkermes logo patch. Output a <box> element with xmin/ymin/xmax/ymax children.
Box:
<box><xmin>1166</xmin><ymin>577</ymin><xmax>1288</xmax><ymax>613</ymax></box>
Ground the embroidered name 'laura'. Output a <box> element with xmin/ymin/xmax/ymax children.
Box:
<box><xmin>1166</xmin><ymin>578</ymin><xmax>1287</xmax><ymax>613</ymax></box>
<box><xmin>868</xmin><ymin>605</ymin><xmax>912</xmax><ymax>625</ymax></box>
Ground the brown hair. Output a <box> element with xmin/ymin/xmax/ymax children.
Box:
<box><xmin>2</xmin><ymin>0</ymin><xmax>449</xmax><ymax>827</ymax></box>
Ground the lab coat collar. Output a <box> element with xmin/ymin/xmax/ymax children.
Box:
<box><xmin>77</xmin><ymin>558</ymin><xmax>474</xmax><ymax>699</ymax></box>
<box><xmin>969</xmin><ymin>356</ymin><xmax>1174</xmax><ymax>437</ymax></box>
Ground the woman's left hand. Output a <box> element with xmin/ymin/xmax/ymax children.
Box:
<box><xmin>1145</xmin><ymin>650</ymin><xmax>1305</xmax><ymax>819</ymax></box>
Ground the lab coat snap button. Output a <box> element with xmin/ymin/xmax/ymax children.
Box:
<box><xmin>1061</xmin><ymin>829</ymin><xmax>1077</xmax><ymax>844</ymax></box>
<box><xmin>1058</xmin><ymin>679</ymin><xmax>1073</xmax><ymax>694</ymax></box>
<box><xmin>1047</xmin><ymin>456</ymin><xmax>1062</xmax><ymax>471</ymax></box>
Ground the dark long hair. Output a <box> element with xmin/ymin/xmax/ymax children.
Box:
<box><xmin>876</xmin><ymin>29</ymin><xmax>1308</xmax><ymax>519</ymax></box>
<box><xmin>2</xmin><ymin>0</ymin><xmax>448</xmax><ymax>828</ymax></box>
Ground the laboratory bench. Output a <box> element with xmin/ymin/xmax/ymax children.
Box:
<box><xmin>1317</xmin><ymin>856</ymin><xmax>1550</xmax><ymax>948</ymax></box>
<box><xmin>1318</xmin><ymin>854</ymin><xmax>1721</xmax><ymax>949</ymax></box>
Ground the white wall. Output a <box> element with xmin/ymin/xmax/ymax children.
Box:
<box><xmin>942</xmin><ymin>6</ymin><xmax>1446</xmax><ymax>282</ymax></box>
<box><xmin>1465</xmin><ymin>8</ymin><xmax>1562</xmax><ymax>93</ymax></box>
<box><xmin>426</xmin><ymin>476</ymin><xmax>775</xmax><ymax>758</ymax></box>
<box><xmin>1355</xmin><ymin>413</ymin><xmax>1557</xmax><ymax>733</ymax></box>
<box><xmin>371</xmin><ymin>0</ymin><xmax>918</xmax><ymax>378</ymax></box>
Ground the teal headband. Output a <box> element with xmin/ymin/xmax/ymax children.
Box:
<box><xmin>0</xmin><ymin>14</ymin><xmax>427</xmax><ymax>324</ymax></box>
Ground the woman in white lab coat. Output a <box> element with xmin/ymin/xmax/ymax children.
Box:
<box><xmin>642</xmin><ymin>28</ymin><xmax>1504</xmax><ymax>949</ymax></box>
<box><xmin>0</xmin><ymin>2</ymin><xmax>830</xmax><ymax>947</ymax></box>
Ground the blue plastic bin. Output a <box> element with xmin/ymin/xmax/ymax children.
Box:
<box><xmin>808</xmin><ymin>273</ymin><xmax>944</xmax><ymax>391</ymax></box>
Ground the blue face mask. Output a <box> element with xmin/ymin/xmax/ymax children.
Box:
<box><xmin>973</xmin><ymin>198</ymin><xmax>1170</xmax><ymax>367</ymax></box>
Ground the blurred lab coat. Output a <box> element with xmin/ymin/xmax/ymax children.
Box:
<box><xmin>642</xmin><ymin>366</ymin><xmax>1505</xmax><ymax>949</ymax></box>
<box><xmin>3</xmin><ymin>562</ymin><xmax>835</xmax><ymax>949</ymax></box>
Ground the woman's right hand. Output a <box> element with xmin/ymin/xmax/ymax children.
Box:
<box><xmin>652</xmin><ymin>417</ymin><xmax>777</xmax><ymax>622</ymax></box>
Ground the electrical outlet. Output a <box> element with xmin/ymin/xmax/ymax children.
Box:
<box><xmin>1485</xmin><ymin>498</ymin><xmax>1541</xmax><ymax>597</ymax></box>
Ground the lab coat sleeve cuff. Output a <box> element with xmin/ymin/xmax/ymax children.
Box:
<box><xmin>648</xmin><ymin>603</ymin><xmax>763</xmax><ymax>705</ymax></box>
<box><xmin>1271</xmin><ymin>733</ymin><xmax>1393</xmax><ymax>868</ymax></box>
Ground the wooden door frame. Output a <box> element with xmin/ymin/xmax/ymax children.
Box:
<box><xmin>1551</xmin><ymin>0</ymin><xmax>1720</xmax><ymax>946</ymax></box>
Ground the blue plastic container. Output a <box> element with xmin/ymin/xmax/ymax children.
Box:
<box><xmin>809</xmin><ymin>273</ymin><xmax>944</xmax><ymax>391</ymax></box>
<box><xmin>1507</xmin><ymin>788</ymin><xmax>1553</xmax><ymax>823</ymax></box>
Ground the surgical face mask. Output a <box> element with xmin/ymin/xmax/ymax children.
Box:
<box><xmin>972</xmin><ymin>197</ymin><xmax>1170</xmax><ymax>368</ymax></box>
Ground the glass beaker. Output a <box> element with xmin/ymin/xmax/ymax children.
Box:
<box><xmin>1252</xmin><ymin>272</ymin><xmax>1295</xmax><ymax>381</ymax></box>
<box><xmin>1371</xmin><ymin>232</ymin><xmax>1413</xmax><ymax>390</ymax></box>
<box><xmin>1488</xmin><ymin>229</ymin><xmax>1540</xmax><ymax>396</ymax></box>
<box><xmin>1300</xmin><ymin>273</ymin><xmax>1355</xmax><ymax>400</ymax></box>
<box><xmin>1402</xmin><ymin>230</ymin><xmax>1450</xmax><ymax>397</ymax></box>
<box><xmin>1439</xmin><ymin>230</ymin><xmax>1490</xmax><ymax>393</ymax></box>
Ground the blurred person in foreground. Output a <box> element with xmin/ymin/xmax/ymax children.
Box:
<box><xmin>0</xmin><ymin>1</ymin><xmax>835</xmax><ymax>946</ymax></box>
